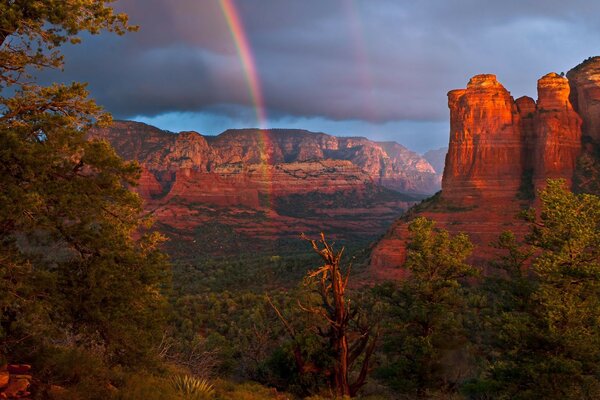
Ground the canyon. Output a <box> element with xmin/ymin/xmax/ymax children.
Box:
<box><xmin>370</xmin><ymin>57</ymin><xmax>600</xmax><ymax>279</ymax></box>
<box><xmin>90</xmin><ymin>123</ymin><xmax>441</xmax><ymax>257</ymax></box>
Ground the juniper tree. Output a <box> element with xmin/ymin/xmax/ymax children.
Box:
<box><xmin>376</xmin><ymin>217</ymin><xmax>477</xmax><ymax>398</ymax></box>
<box><xmin>472</xmin><ymin>180</ymin><xmax>600</xmax><ymax>400</ymax></box>
<box><xmin>0</xmin><ymin>0</ymin><xmax>169</xmax><ymax>366</ymax></box>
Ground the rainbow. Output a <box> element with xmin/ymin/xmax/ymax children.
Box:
<box><xmin>218</xmin><ymin>0</ymin><xmax>274</xmax><ymax>208</ymax></box>
<box><xmin>218</xmin><ymin>0</ymin><xmax>268</xmax><ymax>129</ymax></box>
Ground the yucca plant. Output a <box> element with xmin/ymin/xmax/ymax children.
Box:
<box><xmin>170</xmin><ymin>375</ymin><xmax>215</xmax><ymax>399</ymax></box>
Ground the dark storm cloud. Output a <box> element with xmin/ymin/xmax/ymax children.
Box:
<box><xmin>46</xmin><ymin>0</ymin><xmax>600</xmax><ymax>149</ymax></box>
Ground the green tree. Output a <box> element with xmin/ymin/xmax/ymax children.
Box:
<box><xmin>472</xmin><ymin>180</ymin><xmax>600</xmax><ymax>399</ymax></box>
<box><xmin>0</xmin><ymin>0</ymin><xmax>134</xmax><ymax>88</ymax></box>
<box><xmin>0</xmin><ymin>0</ymin><xmax>169</xmax><ymax>370</ymax></box>
<box><xmin>376</xmin><ymin>217</ymin><xmax>477</xmax><ymax>398</ymax></box>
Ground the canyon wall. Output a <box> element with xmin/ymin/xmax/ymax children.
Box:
<box><xmin>89</xmin><ymin>122</ymin><xmax>437</xmax><ymax>253</ymax></box>
<box><xmin>370</xmin><ymin>57</ymin><xmax>600</xmax><ymax>279</ymax></box>
<box><xmin>91</xmin><ymin>123</ymin><xmax>440</xmax><ymax>198</ymax></box>
<box><xmin>568</xmin><ymin>57</ymin><xmax>600</xmax><ymax>142</ymax></box>
<box><xmin>441</xmin><ymin>74</ymin><xmax>524</xmax><ymax>204</ymax></box>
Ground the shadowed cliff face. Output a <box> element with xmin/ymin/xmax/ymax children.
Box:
<box><xmin>370</xmin><ymin>58</ymin><xmax>600</xmax><ymax>279</ymax></box>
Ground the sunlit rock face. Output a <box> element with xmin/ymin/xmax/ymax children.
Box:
<box><xmin>88</xmin><ymin>121</ymin><xmax>438</xmax><ymax>248</ymax></box>
<box><xmin>532</xmin><ymin>73</ymin><xmax>582</xmax><ymax>190</ymax></box>
<box><xmin>568</xmin><ymin>57</ymin><xmax>600</xmax><ymax>142</ymax></box>
<box><xmin>442</xmin><ymin>74</ymin><xmax>524</xmax><ymax>205</ymax></box>
<box><xmin>370</xmin><ymin>61</ymin><xmax>597</xmax><ymax>279</ymax></box>
<box><xmin>90</xmin><ymin>122</ymin><xmax>441</xmax><ymax>198</ymax></box>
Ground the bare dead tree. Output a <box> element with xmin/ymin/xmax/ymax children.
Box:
<box><xmin>268</xmin><ymin>233</ymin><xmax>378</xmax><ymax>397</ymax></box>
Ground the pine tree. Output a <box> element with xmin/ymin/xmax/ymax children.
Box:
<box><xmin>473</xmin><ymin>180</ymin><xmax>600</xmax><ymax>399</ymax></box>
<box><xmin>0</xmin><ymin>0</ymin><xmax>169</xmax><ymax>367</ymax></box>
<box><xmin>377</xmin><ymin>217</ymin><xmax>477</xmax><ymax>398</ymax></box>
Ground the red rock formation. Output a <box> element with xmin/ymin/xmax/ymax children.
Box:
<box><xmin>137</xmin><ymin>167</ymin><xmax>164</xmax><ymax>198</ymax></box>
<box><xmin>532</xmin><ymin>73</ymin><xmax>582</xmax><ymax>190</ymax></box>
<box><xmin>370</xmin><ymin>202</ymin><xmax>530</xmax><ymax>281</ymax></box>
<box><xmin>90</xmin><ymin>122</ymin><xmax>440</xmax><ymax>197</ymax></box>
<box><xmin>442</xmin><ymin>74</ymin><xmax>524</xmax><ymax>205</ymax></box>
<box><xmin>568</xmin><ymin>57</ymin><xmax>600</xmax><ymax>142</ymax></box>
<box><xmin>376</xmin><ymin>141</ymin><xmax>439</xmax><ymax>193</ymax></box>
<box><xmin>371</xmin><ymin>65</ymin><xmax>592</xmax><ymax>279</ymax></box>
<box><xmin>0</xmin><ymin>364</ymin><xmax>32</xmax><ymax>399</ymax></box>
<box><xmin>166</xmin><ymin>168</ymin><xmax>261</xmax><ymax>208</ymax></box>
<box><xmin>89</xmin><ymin>121</ymin><xmax>424</xmax><ymax>253</ymax></box>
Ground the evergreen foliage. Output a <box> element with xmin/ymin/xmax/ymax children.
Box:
<box><xmin>375</xmin><ymin>217</ymin><xmax>477</xmax><ymax>398</ymax></box>
<box><xmin>0</xmin><ymin>0</ymin><xmax>169</xmax><ymax>379</ymax></box>
<box><xmin>469</xmin><ymin>180</ymin><xmax>600</xmax><ymax>399</ymax></box>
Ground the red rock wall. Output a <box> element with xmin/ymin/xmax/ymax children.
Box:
<box><xmin>532</xmin><ymin>73</ymin><xmax>582</xmax><ymax>190</ymax></box>
<box><xmin>371</xmin><ymin>65</ymin><xmax>592</xmax><ymax>278</ymax></box>
<box><xmin>568</xmin><ymin>57</ymin><xmax>600</xmax><ymax>142</ymax></box>
<box><xmin>90</xmin><ymin>122</ymin><xmax>441</xmax><ymax>197</ymax></box>
<box><xmin>441</xmin><ymin>75</ymin><xmax>524</xmax><ymax>205</ymax></box>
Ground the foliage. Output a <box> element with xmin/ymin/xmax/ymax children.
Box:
<box><xmin>118</xmin><ymin>373</ymin><xmax>184</xmax><ymax>400</ymax></box>
<box><xmin>0</xmin><ymin>0</ymin><xmax>169</xmax><ymax>378</ymax></box>
<box><xmin>574</xmin><ymin>138</ymin><xmax>600</xmax><ymax>195</ymax></box>
<box><xmin>212</xmin><ymin>380</ymin><xmax>291</xmax><ymax>400</ymax></box>
<box><xmin>274</xmin><ymin>185</ymin><xmax>419</xmax><ymax>219</ymax></box>
<box><xmin>269</xmin><ymin>234</ymin><xmax>379</xmax><ymax>398</ymax></box>
<box><xmin>375</xmin><ymin>217</ymin><xmax>477</xmax><ymax>398</ymax></box>
<box><xmin>470</xmin><ymin>180</ymin><xmax>600</xmax><ymax>399</ymax></box>
<box><xmin>0</xmin><ymin>0</ymin><xmax>135</xmax><ymax>88</ymax></box>
<box><xmin>170</xmin><ymin>375</ymin><xmax>215</xmax><ymax>399</ymax></box>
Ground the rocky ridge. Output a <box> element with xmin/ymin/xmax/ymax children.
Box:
<box><xmin>370</xmin><ymin>57</ymin><xmax>600</xmax><ymax>279</ymax></box>
<box><xmin>90</xmin><ymin>122</ymin><xmax>435</xmax><ymax>254</ymax></box>
<box><xmin>92</xmin><ymin>123</ymin><xmax>440</xmax><ymax>196</ymax></box>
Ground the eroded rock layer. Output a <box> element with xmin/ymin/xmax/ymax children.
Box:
<box><xmin>568</xmin><ymin>57</ymin><xmax>600</xmax><ymax>142</ymax></box>
<box><xmin>92</xmin><ymin>122</ymin><xmax>440</xmax><ymax>196</ymax></box>
<box><xmin>442</xmin><ymin>75</ymin><xmax>524</xmax><ymax>205</ymax></box>
<box><xmin>370</xmin><ymin>59</ymin><xmax>599</xmax><ymax>278</ymax></box>
<box><xmin>89</xmin><ymin>122</ymin><xmax>435</xmax><ymax>253</ymax></box>
<box><xmin>533</xmin><ymin>73</ymin><xmax>582</xmax><ymax>190</ymax></box>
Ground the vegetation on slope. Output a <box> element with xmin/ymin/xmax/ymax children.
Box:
<box><xmin>2</xmin><ymin>1</ymin><xmax>600</xmax><ymax>399</ymax></box>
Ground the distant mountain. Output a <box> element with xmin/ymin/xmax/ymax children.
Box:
<box><xmin>93</xmin><ymin>123</ymin><xmax>441</xmax><ymax>195</ymax></box>
<box><xmin>423</xmin><ymin>147</ymin><xmax>447</xmax><ymax>175</ymax></box>
<box><xmin>371</xmin><ymin>57</ymin><xmax>600</xmax><ymax>280</ymax></box>
<box><xmin>89</xmin><ymin>121</ymin><xmax>436</xmax><ymax>257</ymax></box>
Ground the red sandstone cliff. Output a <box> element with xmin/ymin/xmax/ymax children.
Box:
<box><xmin>90</xmin><ymin>122</ymin><xmax>440</xmax><ymax>197</ymax></box>
<box><xmin>89</xmin><ymin>122</ymin><xmax>431</xmax><ymax>252</ymax></box>
<box><xmin>532</xmin><ymin>73</ymin><xmax>582</xmax><ymax>190</ymax></box>
<box><xmin>568</xmin><ymin>57</ymin><xmax>600</xmax><ymax>142</ymax></box>
<box><xmin>442</xmin><ymin>74</ymin><xmax>524</xmax><ymax>205</ymax></box>
<box><xmin>370</xmin><ymin>62</ymin><xmax>594</xmax><ymax>279</ymax></box>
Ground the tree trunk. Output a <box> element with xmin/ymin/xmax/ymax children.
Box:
<box><xmin>273</xmin><ymin>234</ymin><xmax>378</xmax><ymax>397</ymax></box>
<box><xmin>334</xmin><ymin>333</ymin><xmax>351</xmax><ymax>396</ymax></box>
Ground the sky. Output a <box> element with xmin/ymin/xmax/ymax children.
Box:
<box><xmin>47</xmin><ymin>0</ymin><xmax>600</xmax><ymax>153</ymax></box>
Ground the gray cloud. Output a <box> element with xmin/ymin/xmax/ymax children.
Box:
<box><xmin>42</xmin><ymin>0</ymin><xmax>600</xmax><ymax>150</ymax></box>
